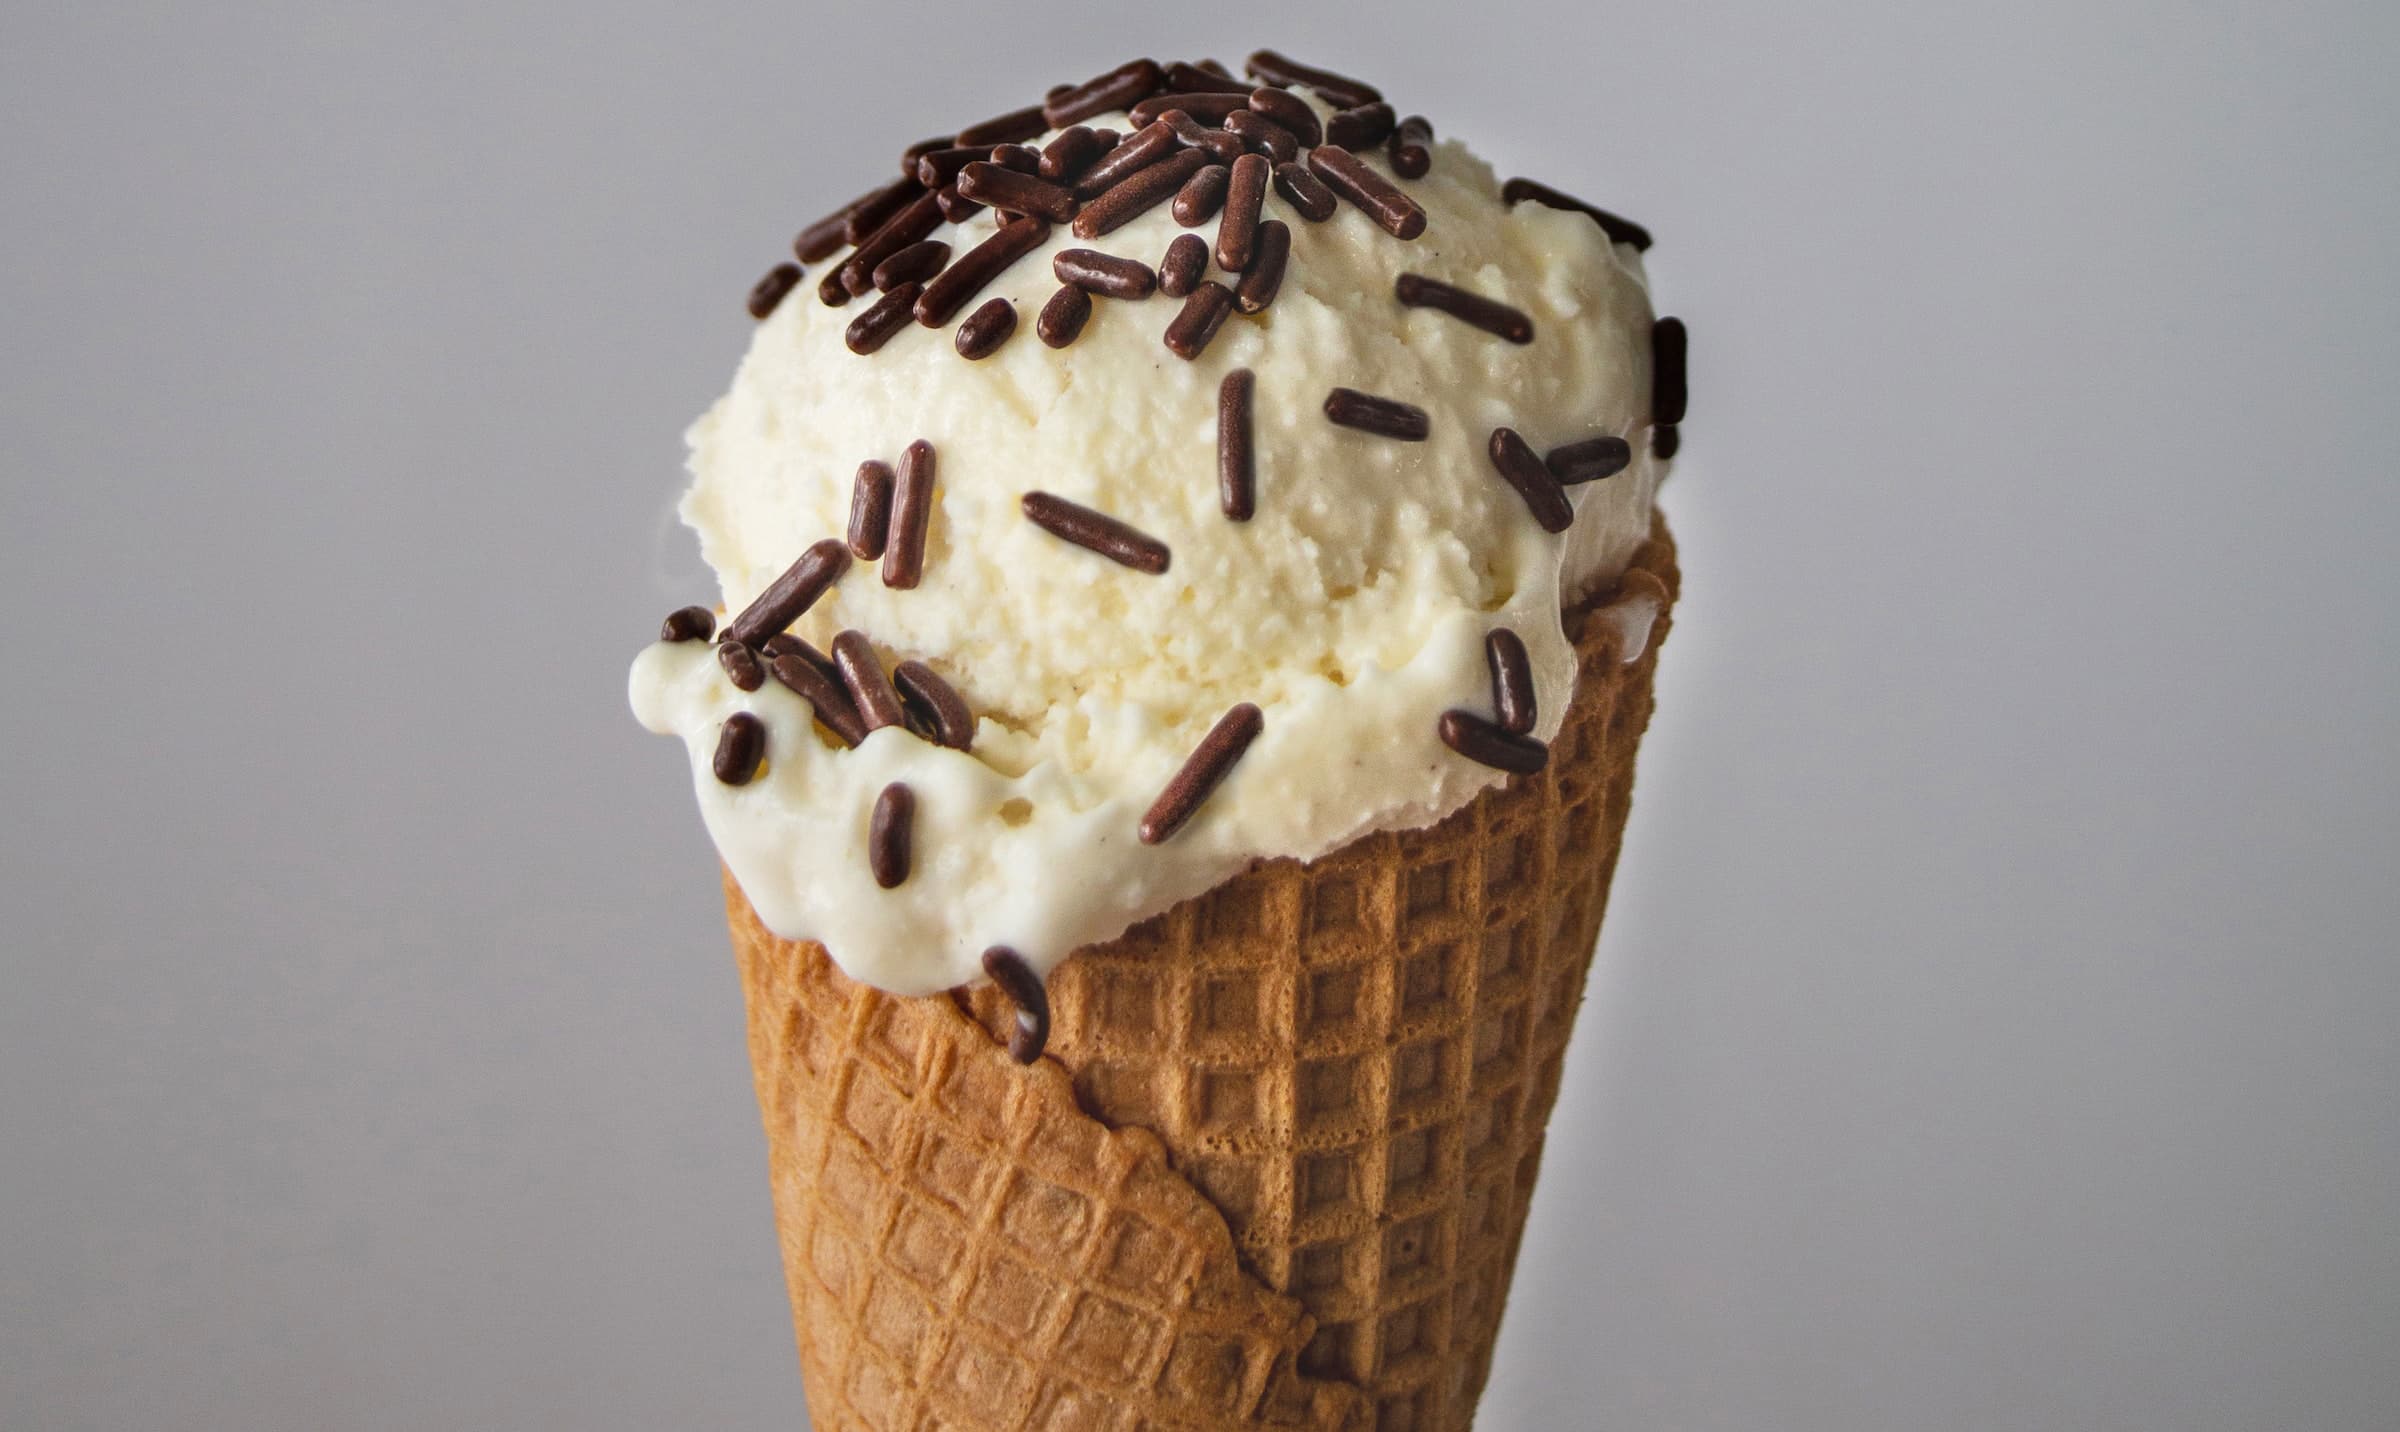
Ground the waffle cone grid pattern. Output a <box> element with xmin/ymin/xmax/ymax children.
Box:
<box><xmin>731</xmin><ymin>524</ymin><xmax>1677</xmax><ymax>1430</ymax></box>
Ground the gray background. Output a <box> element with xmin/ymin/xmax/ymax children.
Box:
<box><xmin>5</xmin><ymin>2</ymin><xmax>2396</xmax><ymax>1428</ymax></box>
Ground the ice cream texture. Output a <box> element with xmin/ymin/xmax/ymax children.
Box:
<box><xmin>631</xmin><ymin>86</ymin><xmax>1669</xmax><ymax>998</ymax></box>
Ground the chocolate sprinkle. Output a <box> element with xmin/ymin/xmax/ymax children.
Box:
<box><xmin>715</xmin><ymin>638</ymin><xmax>766</xmax><ymax>692</ymax></box>
<box><xmin>1388</xmin><ymin>115</ymin><xmax>1434</xmax><ymax>179</ymax></box>
<box><xmin>1037</xmin><ymin>125</ymin><xmax>1106</xmax><ymax>183</ymax></box>
<box><xmin>956</xmin><ymin>162</ymin><xmax>1077</xmax><ymax>223</ymax></box>
<box><xmin>844</xmin><ymin>280</ymin><xmax>921</xmax><ymax>354</ymax></box>
<box><xmin>987</xmin><ymin>143</ymin><xmax>1041</xmax><ymax>175</ymax></box>
<box><xmin>1160</xmin><ymin>109</ymin><xmax>1245</xmax><ymax>163</ymax></box>
<box><xmin>1052</xmin><ymin>247</ymin><xmax>1157</xmax><ymax>300</ymax></box>
<box><xmin>1486</xmin><ymin>628</ymin><xmax>1536</xmax><ymax>735</ymax></box>
<box><xmin>1438</xmin><ymin>709</ymin><xmax>1548</xmax><ymax>774</ymax></box>
<box><xmin>954</xmin><ymin>297</ymin><xmax>1017</xmax><ymax>359</ymax></box>
<box><xmin>1140</xmin><ymin>702</ymin><xmax>1264</xmax><ymax>845</ymax></box>
<box><xmin>1036</xmin><ymin>283</ymin><xmax>1092</xmax><ymax>347</ymax></box>
<box><xmin>1323</xmin><ymin>101</ymin><xmax>1397</xmax><ymax>151</ymax></box>
<box><xmin>1653</xmin><ymin>424</ymin><xmax>1682</xmax><ymax>460</ymax></box>
<box><xmin>913</xmin><ymin>145</ymin><xmax>987</xmax><ymax>190</ymax></box>
<box><xmin>1324</xmin><ymin>387</ymin><xmax>1429</xmax><ymax>441</ymax></box>
<box><xmin>817</xmin><ymin>267</ymin><xmax>854</xmax><ymax>308</ymax></box>
<box><xmin>762</xmin><ymin>632</ymin><xmax>839</xmax><ymax>685</ymax></box>
<box><xmin>1487</xmin><ymin>427</ymin><xmax>1575</xmax><ymax>532</ymax></box>
<box><xmin>1159</xmin><ymin>233</ymin><xmax>1208</xmax><ymax>297</ymax></box>
<box><xmin>1162</xmin><ymin>280</ymin><xmax>1235</xmax><ymax>361</ymax></box>
<box><xmin>1020</xmin><ymin>491</ymin><xmax>1171</xmax><ymax>573</ymax></box>
<box><xmin>1044</xmin><ymin>58</ymin><xmax>1166</xmax><ymax>129</ymax></box>
<box><xmin>1271</xmin><ymin>161</ymin><xmax>1337</xmax><ymax>222</ymax></box>
<box><xmin>1498</xmin><ymin>177</ymin><xmax>1653</xmax><ymax>251</ymax></box>
<box><xmin>840</xmin><ymin>192</ymin><xmax>943</xmax><ymax>294</ymax></box>
<box><xmin>1131</xmin><ymin>91</ymin><xmax>1249</xmax><ymax>128</ymax></box>
<box><xmin>748</xmin><ymin>262</ymin><xmax>802</xmax><ymax>320</ymax></box>
<box><xmin>868</xmin><ymin>782</ymin><xmax>914</xmax><ymax>888</ymax></box>
<box><xmin>871</xmin><ymin>239</ymin><xmax>950</xmax><ymax>292</ymax></box>
<box><xmin>1245</xmin><ymin>49</ymin><xmax>1382</xmax><ymax>109</ymax></box>
<box><xmin>1246</xmin><ymin>87</ymin><xmax>1322</xmax><ymax>148</ymax></box>
<box><xmin>1394</xmin><ymin>273</ymin><xmax>1533</xmax><ymax>343</ymax></box>
<box><xmin>1307</xmin><ymin>145</ymin><xmax>1427</xmax><ymax>239</ymax></box>
<box><xmin>1545</xmin><ymin>436</ymin><xmax>1633</xmax><ymax>485</ymax></box>
<box><xmin>727</xmin><ymin>538</ymin><xmax>851</xmax><ymax>647</ymax></box>
<box><xmin>848</xmin><ymin>460</ymin><xmax>894</xmax><ymax>560</ymax></box>
<box><xmin>713</xmin><ymin>712</ymin><xmax>767</xmax><ymax>785</ymax></box>
<box><xmin>893</xmin><ymin>659</ymin><xmax>975</xmax><ymax>750</ymax></box>
<box><xmin>981</xmin><ymin>946</ymin><xmax>1051</xmax><ymax>1064</ymax></box>
<box><xmin>1069</xmin><ymin>121</ymin><xmax>1178</xmax><ymax>200</ymax></box>
<box><xmin>766</xmin><ymin>648</ymin><xmax>865</xmax><ymax>748</ymax></box>
<box><xmin>843</xmin><ymin>176</ymin><xmax>926</xmax><ymax>245</ymax></box>
<box><xmin>795</xmin><ymin>191</ymin><xmax>870</xmax><ymax>263</ymax></box>
<box><xmin>901</xmin><ymin>134</ymin><xmax>954</xmax><ymax>170</ymax></box>
<box><xmin>1215</xmin><ymin>153</ymin><xmax>1270</xmax><ymax>271</ymax></box>
<box><xmin>1071</xmin><ymin>147</ymin><xmax>1211</xmax><ymax>238</ymax></box>
<box><xmin>915</xmin><ymin>217</ymin><xmax>1051</xmax><ymax>327</ymax></box>
<box><xmin>883</xmin><ymin>440</ymin><xmax>935</xmax><ymax>590</ymax></box>
<box><xmin>1218</xmin><ymin>368</ymin><xmax>1255</xmax><ymax>520</ymax></box>
<box><xmin>1173</xmin><ymin>163</ymin><xmax>1230</xmax><ymax>225</ymax></box>
<box><xmin>1651</xmin><ymin>317</ymin><xmax>1688</xmax><ymax>425</ymax></box>
<box><xmin>1234</xmin><ymin>219</ymin><xmax>1289</xmax><ymax>314</ymax></box>
<box><xmin>1162</xmin><ymin>61</ymin><xmax>1251</xmax><ymax>96</ymax></box>
<box><xmin>955</xmin><ymin>103</ymin><xmax>1050</xmax><ymax>148</ymax></box>
<box><xmin>832</xmin><ymin>630</ymin><xmax>905</xmax><ymax>733</ymax></box>
<box><xmin>660</xmin><ymin>605</ymin><xmax>715</xmax><ymax>643</ymax></box>
<box><xmin>935</xmin><ymin>185</ymin><xmax>984</xmax><ymax>224</ymax></box>
<box><xmin>1223</xmin><ymin>110</ymin><xmax>1298</xmax><ymax>164</ymax></box>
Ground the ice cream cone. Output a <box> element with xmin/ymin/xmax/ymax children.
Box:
<box><xmin>726</xmin><ymin>522</ymin><xmax>1677</xmax><ymax>1430</ymax></box>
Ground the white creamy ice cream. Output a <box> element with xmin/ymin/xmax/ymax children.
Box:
<box><xmin>631</xmin><ymin>89</ymin><xmax>1668</xmax><ymax>996</ymax></box>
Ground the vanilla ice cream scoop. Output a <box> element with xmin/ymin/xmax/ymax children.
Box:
<box><xmin>631</xmin><ymin>61</ymin><xmax>1678</xmax><ymax>1003</ymax></box>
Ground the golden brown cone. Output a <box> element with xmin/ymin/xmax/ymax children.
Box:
<box><xmin>730</xmin><ymin>520</ymin><xmax>1677</xmax><ymax>1430</ymax></box>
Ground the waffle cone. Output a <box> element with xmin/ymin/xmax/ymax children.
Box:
<box><xmin>728</xmin><ymin>520</ymin><xmax>1678</xmax><ymax>1429</ymax></box>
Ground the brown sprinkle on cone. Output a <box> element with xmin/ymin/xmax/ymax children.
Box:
<box><xmin>1323</xmin><ymin>100</ymin><xmax>1397</xmax><ymax>150</ymax></box>
<box><xmin>1546</xmin><ymin>435</ymin><xmax>1633</xmax><ymax>484</ymax></box>
<box><xmin>1652</xmin><ymin>317</ymin><xmax>1689</xmax><ymax>425</ymax></box>
<box><xmin>954</xmin><ymin>103</ymin><xmax>1049</xmax><ymax>149</ymax></box>
<box><xmin>1159</xmin><ymin>233</ymin><xmax>1207</xmax><ymax>297</ymax></box>
<box><xmin>1499</xmin><ymin>177</ymin><xmax>1654</xmax><ymax>251</ymax></box>
<box><xmin>1324</xmin><ymin>387</ymin><xmax>1429</xmax><ymax>441</ymax></box>
<box><xmin>882</xmin><ymin>439</ymin><xmax>935</xmax><ymax>590</ymax></box>
<box><xmin>848</xmin><ymin>461</ymin><xmax>893</xmax><ymax>560</ymax></box>
<box><xmin>816</xmin><ymin>266</ymin><xmax>853</xmax><ymax>308</ymax></box>
<box><xmin>1140</xmin><ymin>702</ymin><xmax>1264</xmax><ymax>845</ymax></box>
<box><xmin>1036</xmin><ymin>283</ymin><xmax>1092</xmax><ymax>347</ymax></box>
<box><xmin>1486</xmin><ymin>628</ymin><xmax>1536</xmax><ymax>734</ymax></box>
<box><xmin>1159</xmin><ymin>109</ymin><xmax>1245</xmax><ymax>164</ymax></box>
<box><xmin>1162</xmin><ymin>280</ymin><xmax>1235</xmax><ymax>361</ymax></box>
<box><xmin>844</xmin><ymin>280</ymin><xmax>920</xmax><ymax>354</ymax></box>
<box><xmin>955</xmin><ymin>162</ymin><xmax>1078</xmax><ymax>223</ymax></box>
<box><xmin>934</xmin><ymin>185</ymin><xmax>984</xmax><ymax>224</ymax></box>
<box><xmin>899</xmin><ymin>134</ymin><xmax>952</xmax><ymax>171</ymax></box>
<box><xmin>762</xmin><ymin>632</ymin><xmax>839</xmax><ymax>686</ymax></box>
<box><xmin>868</xmin><ymin>782</ymin><xmax>914</xmax><ymax>888</ymax></box>
<box><xmin>1172</xmin><ymin>163</ymin><xmax>1230</xmax><ymax>225</ymax></box>
<box><xmin>1132</xmin><ymin>90</ymin><xmax>1248</xmax><ymax>128</ymax></box>
<box><xmin>842</xmin><ymin>176</ymin><xmax>924</xmax><ymax>245</ymax></box>
<box><xmin>1218</xmin><ymin>368</ymin><xmax>1255</xmax><ymax>520</ymax></box>
<box><xmin>1071</xmin><ymin>148</ymin><xmax>1210</xmax><ymax>238</ymax></box>
<box><xmin>1161</xmin><ymin>61</ymin><xmax>1250</xmax><ymax>96</ymax></box>
<box><xmin>1271</xmin><ymin>160</ymin><xmax>1337</xmax><ymax>221</ymax></box>
<box><xmin>1233</xmin><ymin>219</ymin><xmax>1289</xmax><ymax>314</ymax></box>
<box><xmin>840</xmin><ymin>192</ymin><xmax>943</xmax><ymax>294</ymax></box>
<box><xmin>893</xmin><ymin>659</ymin><xmax>974</xmax><ymax>750</ymax></box>
<box><xmin>712</xmin><ymin>712</ymin><xmax>767</xmax><ymax>785</ymax></box>
<box><xmin>914</xmin><ymin>217</ymin><xmax>1051</xmax><ymax>328</ymax></box>
<box><xmin>659</xmin><ymin>605</ymin><xmax>714</xmax><ymax>643</ymax></box>
<box><xmin>1307</xmin><ymin>145</ymin><xmax>1427</xmax><ymax>239</ymax></box>
<box><xmin>1223</xmin><ymin>110</ymin><xmax>1298</xmax><ymax>164</ymax></box>
<box><xmin>1215</xmin><ymin>153</ymin><xmax>1269</xmax><ymax>271</ymax></box>
<box><xmin>913</xmin><ymin>145</ymin><xmax>986</xmax><ymax>191</ymax></box>
<box><xmin>747</xmin><ymin>262</ymin><xmax>802</xmax><ymax>320</ymax></box>
<box><xmin>988</xmin><ymin>143</ymin><xmax>1040</xmax><ymax>174</ymax></box>
<box><xmin>1653</xmin><ymin>423</ymin><xmax>1682</xmax><ymax>460</ymax></box>
<box><xmin>1246</xmin><ymin>87</ymin><xmax>1322</xmax><ymax>147</ymax></box>
<box><xmin>1020</xmin><ymin>491</ymin><xmax>1172</xmax><ymax>573</ymax></box>
<box><xmin>1037</xmin><ymin>125</ymin><xmax>1106</xmax><ymax>183</ymax></box>
<box><xmin>1388</xmin><ymin>115</ymin><xmax>1434</xmax><ymax>178</ymax></box>
<box><xmin>766</xmin><ymin>649</ymin><xmax>865</xmax><ymax>748</ymax></box>
<box><xmin>954</xmin><ymin>297</ymin><xmax>1017</xmax><ymax>359</ymax></box>
<box><xmin>1044</xmin><ymin>58</ymin><xmax>1166</xmax><ymax>129</ymax></box>
<box><xmin>1487</xmin><ymin>426</ymin><xmax>1575</xmax><ymax>533</ymax></box>
<box><xmin>1438</xmin><ymin>708</ymin><xmax>1548</xmax><ymax>773</ymax></box>
<box><xmin>1052</xmin><ymin>248</ymin><xmax>1156</xmax><ymax>300</ymax></box>
<box><xmin>1070</xmin><ymin>121</ymin><xmax>1177</xmax><ymax>200</ymax></box>
<box><xmin>870</xmin><ymin>239</ymin><xmax>949</xmax><ymax>292</ymax></box>
<box><xmin>794</xmin><ymin>190</ymin><xmax>872</xmax><ymax>262</ymax></box>
<box><xmin>727</xmin><ymin>538</ymin><xmax>851</xmax><ymax>647</ymax></box>
<box><xmin>1244</xmin><ymin>48</ymin><xmax>1382</xmax><ymax>108</ymax></box>
<box><xmin>1395</xmin><ymin>272</ymin><xmax>1533</xmax><ymax>343</ymax></box>
<box><xmin>832</xmin><ymin>630</ymin><xmax>905</xmax><ymax>733</ymax></box>
<box><xmin>716</xmin><ymin>638</ymin><xmax>766</xmax><ymax>692</ymax></box>
<box><xmin>980</xmin><ymin>946</ymin><xmax>1051</xmax><ymax>1063</ymax></box>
